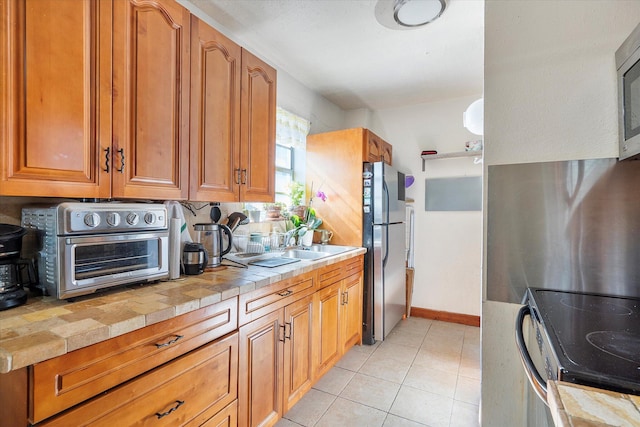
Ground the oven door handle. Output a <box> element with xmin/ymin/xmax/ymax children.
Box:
<box><xmin>515</xmin><ymin>305</ymin><xmax>548</xmax><ymax>405</ymax></box>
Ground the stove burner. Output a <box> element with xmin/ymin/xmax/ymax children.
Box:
<box><xmin>559</xmin><ymin>296</ymin><xmax>633</xmax><ymax>315</ymax></box>
<box><xmin>586</xmin><ymin>331</ymin><xmax>640</xmax><ymax>364</ymax></box>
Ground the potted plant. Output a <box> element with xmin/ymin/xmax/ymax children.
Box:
<box><xmin>263</xmin><ymin>202</ymin><xmax>285</xmax><ymax>219</ymax></box>
<box><xmin>287</xmin><ymin>181</ymin><xmax>307</xmax><ymax>218</ymax></box>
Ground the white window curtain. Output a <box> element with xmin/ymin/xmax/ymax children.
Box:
<box><xmin>276</xmin><ymin>107</ymin><xmax>310</xmax><ymax>149</ymax></box>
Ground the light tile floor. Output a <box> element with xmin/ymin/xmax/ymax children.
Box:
<box><xmin>275</xmin><ymin>317</ymin><xmax>481</xmax><ymax>427</ymax></box>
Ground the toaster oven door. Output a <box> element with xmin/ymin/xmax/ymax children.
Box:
<box><xmin>59</xmin><ymin>232</ymin><xmax>169</xmax><ymax>298</ymax></box>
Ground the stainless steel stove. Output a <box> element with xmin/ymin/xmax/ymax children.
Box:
<box><xmin>517</xmin><ymin>288</ymin><xmax>640</xmax><ymax>399</ymax></box>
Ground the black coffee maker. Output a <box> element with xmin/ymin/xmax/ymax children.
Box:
<box><xmin>0</xmin><ymin>224</ymin><xmax>31</xmax><ymax>310</ymax></box>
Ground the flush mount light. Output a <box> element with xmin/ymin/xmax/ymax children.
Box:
<box><xmin>394</xmin><ymin>0</ymin><xmax>446</xmax><ymax>27</ymax></box>
<box><xmin>375</xmin><ymin>0</ymin><xmax>446</xmax><ymax>30</ymax></box>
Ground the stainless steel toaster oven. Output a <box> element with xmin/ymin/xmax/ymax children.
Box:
<box><xmin>22</xmin><ymin>202</ymin><xmax>169</xmax><ymax>299</ymax></box>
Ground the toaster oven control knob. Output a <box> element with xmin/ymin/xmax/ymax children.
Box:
<box><xmin>144</xmin><ymin>212</ymin><xmax>157</xmax><ymax>225</ymax></box>
<box><xmin>84</xmin><ymin>212</ymin><xmax>101</xmax><ymax>228</ymax></box>
<box><xmin>126</xmin><ymin>212</ymin><xmax>140</xmax><ymax>226</ymax></box>
<box><xmin>106</xmin><ymin>212</ymin><xmax>121</xmax><ymax>227</ymax></box>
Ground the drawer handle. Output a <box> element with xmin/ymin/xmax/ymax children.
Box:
<box><xmin>277</xmin><ymin>290</ymin><xmax>293</xmax><ymax>297</ymax></box>
<box><xmin>155</xmin><ymin>400</ymin><xmax>184</xmax><ymax>419</ymax></box>
<box><xmin>155</xmin><ymin>334</ymin><xmax>184</xmax><ymax>348</ymax></box>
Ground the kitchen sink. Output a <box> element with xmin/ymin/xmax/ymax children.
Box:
<box><xmin>305</xmin><ymin>244</ymin><xmax>357</xmax><ymax>254</ymax></box>
<box><xmin>280</xmin><ymin>249</ymin><xmax>331</xmax><ymax>260</ymax></box>
<box><xmin>280</xmin><ymin>245</ymin><xmax>358</xmax><ymax>261</ymax></box>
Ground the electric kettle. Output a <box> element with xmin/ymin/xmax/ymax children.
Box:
<box><xmin>193</xmin><ymin>223</ymin><xmax>233</xmax><ymax>268</ymax></box>
<box><xmin>182</xmin><ymin>242</ymin><xmax>208</xmax><ymax>275</ymax></box>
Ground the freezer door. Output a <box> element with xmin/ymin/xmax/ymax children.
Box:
<box><xmin>373</xmin><ymin>162</ymin><xmax>405</xmax><ymax>225</ymax></box>
<box><xmin>373</xmin><ymin>222</ymin><xmax>407</xmax><ymax>341</ymax></box>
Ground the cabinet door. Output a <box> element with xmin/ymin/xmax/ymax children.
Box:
<box><xmin>240</xmin><ymin>49</ymin><xmax>276</xmax><ymax>202</ymax></box>
<box><xmin>1</xmin><ymin>0</ymin><xmax>111</xmax><ymax>198</ymax></box>
<box><xmin>112</xmin><ymin>0</ymin><xmax>189</xmax><ymax>200</ymax></box>
<box><xmin>238</xmin><ymin>309</ymin><xmax>283</xmax><ymax>427</ymax></box>
<box><xmin>366</xmin><ymin>132</ymin><xmax>383</xmax><ymax>163</ymax></box>
<box><xmin>312</xmin><ymin>281</ymin><xmax>342</xmax><ymax>379</ymax></box>
<box><xmin>341</xmin><ymin>273</ymin><xmax>363</xmax><ymax>353</ymax></box>
<box><xmin>283</xmin><ymin>294</ymin><xmax>313</xmax><ymax>413</ymax></box>
<box><xmin>381</xmin><ymin>141</ymin><xmax>393</xmax><ymax>165</ymax></box>
<box><xmin>189</xmin><ymin>16</ymin><xmax>241</xmax><ymax>202</ymax></box>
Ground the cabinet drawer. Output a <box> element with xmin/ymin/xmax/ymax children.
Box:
<box><xmin>316</xmin><ymin>256</ymin><xmax>363</xmax><ymax>289</ymax></box>
<box><xmin>31</xmin><ymin>297</ymin><xmax>238</xmax><ymax>423</ymax></box>
<box><xmin>190</xmin><ymin>399</ymin><xmax>237</xmax><ymax>427</ymax></box>
<box><xmin>41</xmin><ymin>332</ymin><xmax>238</xmax><ymax>427</ymax></box>
<box><xmin>239</xmin><ymin>272</ymin><xmax>314</xmax><ymax>326</ymax></box>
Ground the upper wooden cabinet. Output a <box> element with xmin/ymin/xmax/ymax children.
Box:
<box><xmin>189</xmin><ymin>17</ymin><xmax>241</xmax><ymax>202</ymax></box>
<box><xmin>240</xmin><ymin>49</ymin><xmax>277</xmax><ymax>202</ymax></box>
<box><xmin>306</xmin><ymin>128</ymin><xmax>393</xmax><ymax>246</ymax></box>
<box><xmin>190</xmin><ymin>16</ymin><xmax>276</xmax><ymax>202</ymax></box>
<box><xmin>2</xmin><ymin>0</ymin><xmax>277</xmax><ymax>201</ymax></box>
<box><xmin>366</xmin><ymin>130</ymin><xmax>393</xmax><ymax>165</ymax></box>
<box><xmin>1</xmin><ymin>0</ymin><xmax>112</xmax><ymax>198</ymax></box>
<box><xmin>1</xmin><ymin>0</ymin><xmax>190</xmax><ymax>199</ymax></box>
<box><xmin>112</xmin><ymin>0</ymin><xmax>190</xmax><ymax>200</ymax></box>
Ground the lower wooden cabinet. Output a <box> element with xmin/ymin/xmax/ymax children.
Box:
<box><xmin>341</xmin><ymin>272</ymin><xmax>364</xmax><ymax>354</ymax></box>
<box><xmin>238</xmin><ymin>256</ymin><xmax>364</xmax><ymax>427</ymax></box>
<box><xmin>41</xmin><ymin>332</ymin><xmax>238</xmax><ymax>426</ymax></box>
<box><xmin>0</xmin><ymin>256</ymin><xmax>363</xmax><ymax>427</ymax></box>
<box><xmin>313</xmin><ymin>271</ymin><xmax>363</xmax><ymax>379</ymax></box>
<box><xmin>238</xmin><ymin>293</ymin><xmax>314</xmax><ymax>427</ymax></box>
<box><xmin>282</xmin><ymin>294</ymin><xmax>314</xmax><ymax>413</ymax></box>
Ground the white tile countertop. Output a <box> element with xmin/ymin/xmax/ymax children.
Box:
<box><xmin>0</xmin><ymin>247</ymin><xmax>366</xmax><ymax>373</ymax></box>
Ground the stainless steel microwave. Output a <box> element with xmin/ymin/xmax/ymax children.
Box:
<box><xmin>616</xmin><ymin>22</ymin><xmax>640</xmax><ymax>160</ymax></box>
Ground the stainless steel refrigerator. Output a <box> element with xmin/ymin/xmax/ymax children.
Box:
<box><xmin>362</xmin><ymin>161</ymin><xmax>406</xmax><ymax>344</ymax></box>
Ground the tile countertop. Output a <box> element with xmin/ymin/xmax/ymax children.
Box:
<box><xmin>548</xmin><ymin>381</ymin><xmax>640</xmax><ymax>426</ymax></box>
<box><xmin>0</xmin><ymin>248</ymin><xmax>366</xmax><ymax>374</ymax></box>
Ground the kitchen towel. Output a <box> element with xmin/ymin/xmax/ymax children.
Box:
<box><xmin>164</xmin><ymin>201</ymin><xmax>193</xmax><ymax>279</ymax></box>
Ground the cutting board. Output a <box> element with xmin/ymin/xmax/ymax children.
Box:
<box><xmin>249</xmin><ymin>257</ymin><xmax>301</xmax><ymax>268</ymax></box>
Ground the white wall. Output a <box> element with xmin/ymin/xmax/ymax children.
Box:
<box><xmin>359</xmin><ymin>96</ymin><xmax>484</xmax><ymax>317</ymax></box>
<box><xmin>483</xmin><ymin>1</ymin><xmax>640</xmax><ymax>425</ymax></box>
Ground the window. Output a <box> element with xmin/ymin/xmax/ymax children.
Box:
<box><xmin>274</xmin><ymin>107</ymin><xmax>311</xmax><ymax>206</ymax></box>
<box><xmin>275</xmin><ymin>143</ymin><xmax>293</xmax><ymax>204</ymax></box>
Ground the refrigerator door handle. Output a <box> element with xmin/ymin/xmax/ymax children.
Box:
<box><xmin>382</xmin><ymin>180</ymin><xmax>390</xmax><ymax>267</ymax></box>
<box><xmin>382</xmin><ymin>224</ymin><xmax>389</xmax><ymax>267</ymax></box>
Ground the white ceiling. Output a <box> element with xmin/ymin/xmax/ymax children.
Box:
<box><xmin>188</xmin><ymin>0</ymin><xmax>484</xmax><ymax>111</ymax></box>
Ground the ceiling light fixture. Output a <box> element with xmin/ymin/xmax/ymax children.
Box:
<box><xmin>394</xmin><ymin>0</ymin><xmax>446</xmax><ymax>27</ymax></box>
<box><xmin>375</xmin><ymin>0</ymin><xmax>446</xmax><ymax>30</ymax></box>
